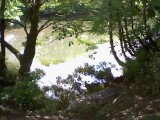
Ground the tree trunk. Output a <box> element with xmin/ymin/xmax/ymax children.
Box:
<box><xmin>19</xmin><ymin>1</ymin><xmax>40</xmax><ymax>76</ymax></box>
<box><xmin>123</xmin><ymin>16</ymin><xmax>135</xmax><ymax>55</ymax></box>
<box><xmin>108</xmin><ymin>2</ymin><xmax>124</xmax><ymax>66</ymax></box>
<box><xmin>19</xmin><ymin>34</ymin><xmax>38</xmax><ymax>76</ymax></box>
<box><xmin>0</xmin><ymin>0</ymin><xmax>6</xmax><ymax>76</ymax></box>
<box><xmin>131</xmin><ymin>16</ymin><xmax>145</xmax><ymax>47</ymax></box>
<box><xmin>117</xmin><ymin>16</ymin><xmax>129</xmax><ymax>60</ymax></box>
<box><xmin>118</xmin><ymin>22</ymin><xmax>130</xmax><ymax>60</ymax></box>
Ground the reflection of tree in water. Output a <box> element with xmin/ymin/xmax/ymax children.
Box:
<box><xmin>50</xmin><ymin>61</ymin><xmax>114</xmax><ymax>101</ymax></box>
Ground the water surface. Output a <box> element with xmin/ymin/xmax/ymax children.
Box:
<box><xmin>5</xmin><ymin>27</ymin><xmax>124</xmax><ymax>88</ymax></box>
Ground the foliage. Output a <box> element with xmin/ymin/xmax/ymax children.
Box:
<box><xmin>0</xmin><ymin>69</ymin><xmax>46</xmax><ymax>110</ymax></box>
<box><xmin>85</xmin><ymin>82</ymin><xmax>105</xmax><ymax>94</ymax></box>
<box><xmin>0</xmin><ymin>62</ymin><xmax>18</xmax><ymax>87</ymax></box>
<box><xmin>5</xmin><ymin>1</ymin><xmax>22</xmax><ymax>21</ymax></box>
<box><xmin>123</xmin><ymin>47</ymin><xmax>160</xmax><ymax>95</ymax></box>
<box><xmin>42</xmin><ymin>85</ymin><xmax>75</xmax><ymax>116</ymax></box>
<box><xmin>76</xmin><ymin>34</ymin><xmax>107</xmax><ymax>51</ymax></box>
<box><xmin>52</xmin><ymin>21</ymin><xmax>84</xmax><ymax>40</ymax></box>
<box><xmin>0</xmin><ymin>0</ymin><xmax>22</xmax><ymax>21</ymax></box>
<box><xmin>41</xmin><ymin>0</ymin><xmax>90</xmax><ymax>19</ymax></box>
<box><xmin>53</xmin><ymin>61</ymin><xmax>114</xmax><ymax>102</ymax></box>
<box><xmin>86</xmin><ymin>0</ymin><xmax>160</xmax><ymax>65</ymax></box>
<box><xmin>35</xmin><ymin>61</ymin><xmax>115</xmax><ymax>116</ymax></box>
<box><xmin>67</xmin><ymin>102</ymin><xmax>99</xmax><ymax>120</ymax></box>
<box><xmin>77</xmin><ymin>34</ymin><xmax>95</xmax><ymax>46</ymax></box>
<box><xmin>2</xmin><ymin>0</ymin><xmax>160</xmax><ymax>117</ymax></box>
<box><xmin>3</xmin><ymin>0</ymin><xmax>91</xmax><ymax>76</ymax></box>
<box><xmin>95</xmin><ymin>103</ymin><xmax>113</xmax><ymax>120</ymax></box>
<box><xmin>75</xmin><ymin>62</ymin><xmax>114</xmax><ymax>82</ymax></box>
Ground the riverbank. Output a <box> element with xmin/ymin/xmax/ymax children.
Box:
<box><xmin>1</xmin><ymin>79</ymin><xmax>160</xmax><ymax>120</ymax></box>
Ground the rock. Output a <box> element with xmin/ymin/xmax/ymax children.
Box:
<box><xmin>85</xmin><ymin>87</ymin><xmax>120</xmax><ymax>105</ymax></box>
<box><xmin>67</xmin><ymin>87</ymin><xmax>121</xmax><ymax>110</ymax></box>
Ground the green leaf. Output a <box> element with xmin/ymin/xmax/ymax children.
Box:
<box><xmin>127</xmin><ymin>6</ymin><xmax>140</xmax><ymax>16</ymax></box>
<box><xmin>151</xmin><ymin>0</ymin><xmax>160</xmax><ymax>7</ymax></box>
<box><xmin>147</xmin><ymin>7</ymin><xmax>155</xmax><ymax>18</ymax></box>
<box><xmin>102</xmin><ymin>0</ymin><xmax>122</xmax><ymax>8</ymax></box>
<box><xmin>111</xmin><ymin>0</ymin><xmax>122</xmax><ymax>8</ymax></box>
<box><xmin>93</xmin><ymin>17</ymin><xmax>104</xmax><ymax>29</ymax></box>
<box><xmin>156</xmin><ymin>39</ymin><xmax>160</xmax><ymax>47</ymax></box>
<box><xmin>69</xmin><ymin>41</ymin><xmax>74</xmax><ymax>46</ymax></box>
<box><xmin>152</xmin><ymin>22</ymin><xmax>160</xmax><ymax>33</ymax></box>
<box><xmin>147</xmin><ymin>18</ymin><xmax>160</xmax><ymax>34</ymax></box>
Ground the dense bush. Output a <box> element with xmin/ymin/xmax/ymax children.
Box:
<box><xmin>95</xmin><ymin>103</ymin><xmax>113</xmax><ymax>120</ymax></box>
<box><xmin>0</xmin><ymin>69</ymin><xmax>46</xmax><ymax>110</ymax></box>
<box><xmin>67</xmin><ymin>102</ymin><xmax>99</xmax><ymax>120</ymax></box>
<box><xmin>123</xmin><ymin>48</ymin><xmax>160</xmax><ymax>94</ymax></box>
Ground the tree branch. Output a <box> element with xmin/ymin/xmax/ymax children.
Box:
<box><xmin>6</xmin><ymin>18</ymin><xmax>24</xmax><ymax>27</ymax></box>
<box><xmin>38</xmin><ymin>19</ymin><xmax>52</xmax><ymax>33</ymax></box>
<box><xmin>4</xmin><ymin>41</ymin><xmax>22</xmax><ymax>62</ymax></box>
<box><xmin>6</xmin><ymin>18</ymin><xmax>29</xmax><ymax>35</ymax></box>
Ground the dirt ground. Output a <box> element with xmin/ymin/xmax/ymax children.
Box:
<box><xmin>1</xmin><ymin>82</ymin><xmax>160</xmax><ymax>120</ymax></box>
<box><xmin>0</xmin><ymin>110</ymin><xmax>66</xmax><ymax>120</ymax></box>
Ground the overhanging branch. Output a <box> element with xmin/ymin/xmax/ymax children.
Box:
<box><xmin>38</xmin><ymin>19</ymin><xmax>52</xmax><ymax>33</ymax></box>
<box><xmin>6</xmin><ymin>19</ymin><xmax>29</xmax><ymax>35</ymax></box>
<box><xmin>4</xmin><ymin>41</ymin><xmax>22</xmax><ymax>62</ymax></box>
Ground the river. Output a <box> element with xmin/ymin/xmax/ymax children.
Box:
<box><xmin>5</xmin><ymin>27</ymin><xmax>124</xmax><ymax>89</ymax></box>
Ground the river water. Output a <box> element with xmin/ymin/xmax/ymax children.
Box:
<box><xmin>5</xmin><ymin>28</ymin><xmax>124</xmax><ymax>89</ymax></box>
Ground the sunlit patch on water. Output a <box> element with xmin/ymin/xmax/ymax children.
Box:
<box><xmin>5</xmin><ymin>34</ymin><xmax>17</xmax><ymax>43</ymax></box>
<box><xmin>31</xmin><ymin>42</ymin><xmax>124</xmax><ymax>88</ymax></box>
<box><xmin>5</xmin><ymin>33</ymin><xmax>125</xmax><ymax>99</ymax></box>
<box><xmin>5</xmin><ymin>33</ymin><xmax>125</xmax><ymax>89</ymax></box>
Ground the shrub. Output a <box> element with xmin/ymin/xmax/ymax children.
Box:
<box><xmin>0</xmin><ymin>69</ymin><xmax>46</xmax><ymax>110</ymax></box>
<box><xmin>96</xmin><ymin>103</ymin><xmax>112</xmax><ymax>120</ymax></box>
<box><xmin>43</xmin><ymin>85</ymin><xmax>73</xmax><ymax>111</ymax></box>
<box><xmin>123</xmin><ymin>48</ymin><xmax>160</xmax><ymax>95</ymax></box>
<box><xmin>68</xmin><ymin>102</ymin><xmax>99</xmax><ymax>120</ymax></box>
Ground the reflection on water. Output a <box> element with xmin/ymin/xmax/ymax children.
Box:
<box><xmin>31</xmin><ymin>42</ymin><xmax>124</xmax><ymax>87</ymax></box>
<box><xmin>5</xmin><ymin>28</ymin><xmax>124</xmax><ymax>88</ymax></box>
<box><xmin>5</xmin><ymin>34</ymin><xmax>16</xmax><ymax>43</ymax></box>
